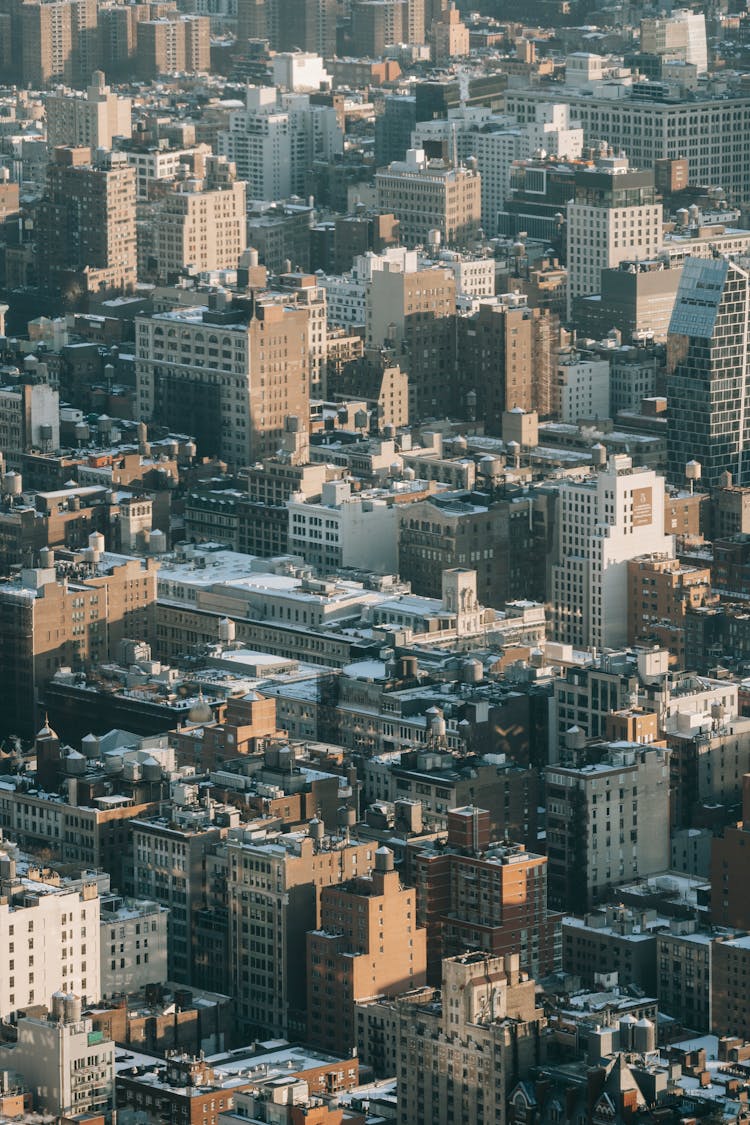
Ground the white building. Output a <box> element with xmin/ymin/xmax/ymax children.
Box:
<box><xmin>4</xmin><ymin>998</ymin><xmax>114</xmax><ymax>1118</ymax></box>
<box><xmin>218</xmin><ymin>86</ymin><xmax>342</xmax><ymax>201</ymax></box>
<box><xmin>641</xmin><ymin>9</ymin><xmax>708</xmax><ymax>74</ymax></box>
<box><xmin>557</xmin><ymin>350</ymin><xmax>611</xmax><ymax>423</ymax></box>
<box><xmin>413</xmin><ymin>103</ymin><xmax>583</xmax><ymax>236</ymax></box>
<box><xmin>0</xmin><ymin>846</ymin><xmax>102</xmax><ymax>1020</ymax></box>
<box><xmin>45</xmin><ymin>71</ymin><xmax>131</xmax><ymax>151</ymax></box>
<box><xmin>271</xmin><ymin>53</ymin><xmax>331</xmax><ymax>91</ymax></box>
<box><xmin>100</xmin><ymin>894</ymin><xmax>169</xmax><ymax>997</ymax></box>
<box><xmin>566</xmin><ymin>154</ymin><xmax>661</xmax><ymax>318</ymax></box>
<box><xmin>125</xmin><ymin>145</ymin><xmax>211</xmax><ymax>203</ymax></box>
<box><xmin>550</xmin><ymin>455</ymin><xmax>674</xmax><ymax>649</ymax></box>
<box><xmin>0</xmin><ymin>379</ymin><xmax>59</xmax><ymax>466</ymax></box>
<box><xmin>288</xmin><ymin>479</ymin><xmax>399</xmax><ymax>574</ymax></box>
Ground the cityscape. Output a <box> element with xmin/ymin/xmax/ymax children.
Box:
<box><xmin>1</xmin><ymin>1</ymin><xmax>750</xmax><ymax>1123</ymax></box>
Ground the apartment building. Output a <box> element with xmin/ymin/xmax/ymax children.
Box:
<box><xmin>46</xmin><ymin>71</ymin><xmax>131</xmax><ymax>150</ymax></box>
<box><xmin>375</xmin><ymin>148</ymin><xmax>481</xmax><ymax>249</ymax></box>
<box><xmin>307</xmin><ymin>847</ymin><xmax>427</xmax><ymax>1056</ymax></box>
<box><xmin>135</xmin><ymin>292</ymin><xmax>310</xmax><ymax>468</ymax></box>
<box><xmin>99</xmin><ymin>894</ymin><xmax>169</xmax><ymax>997</ymax></box>
<box><xmin>546</xmin><ymin>744</ymin><xmax>671</xmax><ymax>913</ymax></box>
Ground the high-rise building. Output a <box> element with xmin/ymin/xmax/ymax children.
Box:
<box><xmin>227</xmin><ymin>825</ymin><xmax>375</xmax><ymax>1039</ymax></box>
<box><xmin>640</xmin><ymin>9</ymin><xmax>708</xmax><ymax>74</ymax></box>
<box><xmin>218</xmin><ymin>87</ymin><xmax>343</xmax><ymax>201</ymax></box>
<box><xmin>351</xmin><ymin>0</ymin><xmax>407</xmax><ymax>56</ymax></box>
<box><xmin>431</xmin><ymin>3</ymin><xmax>468</xmax><ymax>61</ymax></box>
<box><xmin>395</xmin><ymin>952</ymin><xmax>545</xmax><ymax>1125</ymax></box>
<box><xmin>37</xmin><ymin>147</ymin><xmax>137</xmax><ymax>298</ymax></box>
<box><xmin>152</xmin><ymin>156</ymin><xmax>247</xmax><ymax>281</ymax></box>
<box><xmin>546</xmin><ymin>743</ymin><xmax>671</xmax><ymax>913</ymax></box>
<box><xmin>550</xmin><ymin>455</ymin><xmax>674</xmax><ymax>650</ymax></box>
<box><xmin>666</xmin><ymin>256</ymin><xmax>750</xmax><ymax>489</ymax></box>
<box><xmin>0</xmin><ymin>845</ymin><xmax>102</xmax><ymax>1019</ymax></box>
<box><xmin>135</xmin><ymin>14</ymin><xmax>210</xmax><ymax>78</ymax></box>
<box><xmin>135</xmin><ymin>291</ymin><xmax>310</xmax><ymax>467</ymax></box>
<box><xmin>45</xmin><ymin>71</ymin><xmax>132</xmax><ymax>151</ymax></box>
<box><xmin>365</xmin><ymin>249</ymin><xmax>456</xmax><ymax>417</ymax></box>
<box><xmin>566</xmin><ymin>155</ymin><xmax>661</xmax><ymax>318</ymax></box>
<box><xmin>13</xmin><ymin>0</ymin><xmax>99</xmax><ymax>86</ymax></box>
<box><xmin>375</xmin><ymin>148</ymin><xmax>481</xmax><ymax>249</ymax></box>
<box><xmin>409</xmin><ymin>807</ymin><xmax>561</xmax><ymax>984</ymax></box>
<box><xmin>306</xmin><ymin>846</ymin><xmax>427</xmax><ymax>1057</ymax></box>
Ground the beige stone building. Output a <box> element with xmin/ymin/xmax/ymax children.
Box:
<box><xmin>135</xmin><ymin>291</ymin><xmax>310</xmax><ymax>467</ymax></box>
<box><xmin>375</xmin><ymin>149</ymin><xmax>481</xmax><ymax>249</ymax></box>
<box><xmin>135</xmin><ymin>14</ymin><xmax>210</xmax><ymax>78</ymax></box>
<box><xmin>45</xmin><ymin>72</ymin><xmax>132</xmax><ymax>151</ymax></box>
<box><xmin>395</xmin><ymin>952</ymin><xmax>545</xmax><ymax>1125</ymax></box>
<box><xmin>152</xmin><ymin>156</ymin><xmax>247</xmax><ymax>281</ymax></box>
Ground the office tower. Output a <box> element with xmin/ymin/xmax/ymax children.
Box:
<box><xmin>550</xmin><ymin>455</ymin><xmax>673</xmax><ymax>649</ymax></box>
<box><xmin>546</xmin><ymin>744</ymin><xmax>671</xmax><ymax>912</ymax></box>
<box><xmin>666</xmin><ymin>256</ymin><xmax>750</xmax><ymax>489</ymax></box>
<box><xmin>219</xmin><ymin>87</ymin><xmax>342</xmax><ymax>200</ymax></box>
<box><xmin>375</xmin><ymin>95</ymin><xmax>416</xmax><ymax>166</ymax></box>
<box><xmin>430</xmin><ymin>3</ymin><xmax>468</xmax><ymax>61</ymax></box>
<box><xmin>365</xmin><ymin>251</ymin><xmax>456</xmax><ymax>417</ymax></box>
<box><xmin>396</xmin><ymin>952</ymin><xmax>545</xmax><ymax>1125</ymax></box>
<box><xmin>0</xmin><ymin>555</ymin><xmax>158</xmax><ymax>739</ymax></box>
<box><xmin>7</xmin><ymin>1001</ymin><xmax>114</xmax><ymax>1119</ymax></box>
<box><xmin>45</xmin><ymin>71</ymin><xmax>132</xmax><ymax>151</ymax></box>
<box><xmin>306</xmin><ymin>847</ymin><xmax>427</xmax><ymax>1056</ymax></box>
<box><xmin>641</xmin><ymin>9</ymin><xmax>708</xmax><ymax>74</ymax></box>
<box><xmin>376</xmin><ymin>149</ymin><xmax>481</xmax><ymax>249</ymax></box>
<box><xmin>135</xmin><ymin>292</ymin><xmax>310</xmax><ymax>467</ymax></box>
<box><xmin>0</xmin><ymin>847</ymin><xmax>102</xmax><ymax>1019</ymax></box>
<box><xmin>151</xmin><ymin>156</ymin><xmax>247</xmax><ymax>280</ymax></box>
<box><xmin>227</xmin><ymin>826</ymin><xmax>374</xmax><ymax>1039</ymax></box>
<box><xmin>409</xmin><ymin>807</ymin><xmax>561</xmax><ymax>984</ymax></box>
<box><xmin>566</xmin><ymin>154</ymin><xmax>661</xmax><ymax>318</ymax></box>
<box><xmin>136</xmin><ymin>14</ymin><xmax>210</xmax><ymax>78</ymax></box>
<box><xmin>351</xmin><ymin>0</ymin><xmax>407</xmax><ymax>55</ymax></box>
<box><xmin>38</xmin><ymin>147</ymin><xmax>137</xmax><ymax>298</ymax></box>
<box><xmin>505</xmin><ymin>88</ymin><xmax>750</xmax><ymax>208</ymax></box>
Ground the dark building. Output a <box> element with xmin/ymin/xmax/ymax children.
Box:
<box><xmin>667</xmin><ymin>256</ymin><xmax>750</xmax><ymax>488</ymax></box>
<box><xmin>375</xmin><ymin>95</ymin><xmax>417</xmax><ymax>167</ymax></box>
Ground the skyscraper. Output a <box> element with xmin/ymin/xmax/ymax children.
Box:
<box><xmin>667</xmin><ymin>256</ymin><xmax>750</xmax><ymax>488</ymax></box>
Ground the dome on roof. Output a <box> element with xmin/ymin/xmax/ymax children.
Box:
<box><xmin>188</xmin><ymin>693</ymin><xmax>213</xmax><ymax>724</ymax></box>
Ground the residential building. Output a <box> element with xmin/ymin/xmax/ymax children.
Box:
<box><xmin>0</xmin><ymin>380</ymin><xmax>60</xmax><ymax>468</ymax></box>
<box><xmin>557</xmin><ymin>348</ymin><xmax>611</xmax><ymax>424</ymax></box>
<box><xmin>152</xmin><ymin>156</ymin><xmax>247</xmax><ymax>281</ymax></box>
<box><xmin>563</xmin><ymin>906</ymin><xmax>665</xmax><ymax>994</ymax></box>
<box><xmin>351</xmin><ymin>0</ymin><xmax>407</xmax><ymax>56</ymax></box>
<box><xmin>4</xmin><ymin>1001</ymin><xmax>113</xmax><ymax>1119</ymax></box>
<box><xmin>626</xmin><ymin>555</ymin><xmax>715</xmax><ymax>666</ymax></box>
<box><xmin>135</xmin><ymin>291</ymin><xmax>310</xmax><ymax>468</ymax></box>
<box><xmin>409</xmin><ymin>806</ymin><xmax>561</xmax><ymax>985</ymax></box>
<box><xmin>0</xmin><ymin>844</ymin><xmax>102</xmax><ymax>1019</ymax></box>
<box><xmin>640</xmin><ymin>9</ymin><xmax>708</xmax><ymax>73</ymax></box>
<box><xmin>666</xmin><ymin>256</ymin><xmax>750</xmax><ymax>489</ymax></box>
<box><xmin>375</xmin><ymin>148</ymin><xmax>481</xmax><ymax>250</ymax></box>
<box><xmin>711</xmin><ymin>775</ymin><xmax>750</xmax><ymax>930</ymax></box>
<box><xmin>395</xmin><ymin>951</ymin><xmax>545</xmax><ymax>1125</ymax></box>
<box><xmin>656</xmin><ymin>924</ymin><xmax>715</xmax><ymax>1031</ymax></box>
<box><xmin>712</xmin><ymin>934</ymin><xmax>750</xmax><ymax>1039</ymax></box>
<box><xmin>288</xmin><ymin>479</ymin><xmax>400</xmax><ymax>575</ymax></box>
<box><xmin>431</xmin><ymin>4</ymin><xmax>469</xmax><ymax>61</ymax></box>
<box><xmin>545</xmin><ymin>743</ymin><xmax>671</xmax><ymax>913</ymax></box>
<box><xmin>226</xmin><ymin>824</ymin><xmax>376</xmax><ymax>1039</ymax></box>
<box><xmin>306</xmin><ymin>846</ymin><xmax>427</xmax><ymax>1057</ymax></box>
<box><xmin>566</xmin><ymin>155</ymin><xmax>661</xmax><ymax>319</ymax></box>
<box><xmin>37</xmin><ymin>146</ymin><xmax>136</xmax><ymax>297</ymax></box>
<box><xmin>135</xmin><ymin>15</ymin><xmax>210</xmax><ymax>79</ymax></box>
<box><xmin>550</xmin><ymin>456</ymin><xmax>674</xmax><ymax>649</ymax></box>
<box><xmin>99</xmin><ymin>894</ymin><xmax>169</xmax><ymax>997</ymax></box>
<box><xmin>45</xmin><ymin>71</ymin><xmax>131</xmax><ymax>150</ymax></box>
